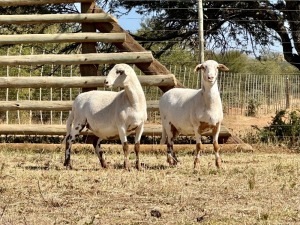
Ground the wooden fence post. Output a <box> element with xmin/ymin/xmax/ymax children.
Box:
<box><xmin>80</xmin><ymin>2</ymin><xmax>98</xmax><ymax>93</ymax></box>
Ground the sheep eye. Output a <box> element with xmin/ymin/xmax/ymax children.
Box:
<box><xmin>116</xmin><ymin>69</ymin><xmax>125</xmax><ymax>75</ymax></box>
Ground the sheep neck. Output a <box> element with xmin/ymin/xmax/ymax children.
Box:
<box><xmin>200</xmin><ymin>80</ymin><xmax>221</xmax><ymax>109</ymax></box>
<box><xmin>123</xmin><ymin>80</ymin><xmax>146</xmax><ymax>109</ymax></box>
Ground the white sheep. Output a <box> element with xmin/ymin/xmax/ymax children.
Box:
<box><xmin>64</xmin><ymin>64</ymin><xmax>147</xmax><ymax>170</ymax></box>
<box><xmin>159</xmin><ymin>60</ymin><xmax>229</xmax><ymax>169</ymax></box>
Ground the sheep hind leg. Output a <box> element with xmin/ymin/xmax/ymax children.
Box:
<box><xmin>64</xmin><ymin>134</ymin><xmax>73</xmax><ymax>169</ymax></box>
<box><xmin>166</xmin><ymin>123</ymin><xmax>179</xmax><ymax>166</ymax></box>
<box><xmin>166</xmin><ymin>138</ymin><xmax>179</xmax><ymax>166</ymax></box>
<box><xmin>64</xmin><ymin>122</ymin><xmax>86</xmax><ymax>169</ymax></box>
<box><xmin>93</xmin><ymin>137</ymin><xmax>107</xmax><ymax>168</ymax></box>
<box><xmin>166</xmin><ymin>143</ymin><xmax>175</xmax><ymax>165</ymax></box>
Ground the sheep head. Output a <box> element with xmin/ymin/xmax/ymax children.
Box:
<box><xmin>194</xmin><ymin>60</ymin><xmax>229</xmax><ymax>84</ymax></box>
<box><xmin>104</xmin><ymin>64</ymin><xmax>133</xmax><ymax>88</ymax></box>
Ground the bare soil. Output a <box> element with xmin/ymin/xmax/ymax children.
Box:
<box><xmin>223</xmin><ymin>114</ymin><xmax>273</xmax><ymax>137</ymax></box>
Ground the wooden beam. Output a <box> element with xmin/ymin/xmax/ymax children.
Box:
<box><xmin>0</xmin><ymin>0</ymin><xmax>94</xmax><ymax>6</ymax></box>
<box><xmin>0</xmin><ymin>33</ymin><xmax>126</xmax><ymax>45</ymax></box>
<box><xmin>0</xmin><ymin>100</ymin><xmax>160</xmax><ymax>111</ymax></box>
<box><xmin>0</xmin><ymin>75</ymin><xmax>176</xmax><ymax>88</ymax></box>
<box><xmin>80</xmin><ymin>2</ymin><xmax>99</xmax><ymax>93</ymax></box>
<box><xmin>0</xmin><ymin>13</ymin><xmax>117</xmax><ymax>24</ymax></box>
<box><xmin>0</xmin><ymin>124</ymin><xmax>232</xmax><ymax>137</ymax></box>
<box><xmin>0</xmin><ymin>52</ymin><xmax>153</xmax><ymax>66</ymax></box>
<box><xmin>0</xmin><ymin>101</ymin><xmax>73</xmax><ymax>111</ymax></box>
<box><xmin>90</xmin><ymin>4</ymin><xmax>185</xmax><ymax>92</ymax></box>
<box><xmin>0</xmin><ymin>143</ymin><xmax>254</xmax><ymax>153</ymax></box>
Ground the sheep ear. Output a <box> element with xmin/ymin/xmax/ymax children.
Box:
<box><xmin>116</xmin><ymin>69</ymin><xmax>125</xmax><ymax>75</ymax></box>
<box><xmin>218</xmin><ymin>64</ymin><xmax>229</xmax><ymax>71</ymax></box>
<box><xmin>194</xmin><ymin>64</ymin><xmax>204</xmax><ymax>73</ymax></box>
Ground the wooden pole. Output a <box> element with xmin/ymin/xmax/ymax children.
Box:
<box><xmin>0</xmin><ymin>100</ymin><xmax>161</xmax><ymax>111</ymax></box>
<box><xmin>0</xmin><ymin>0</ymin><xmax>94</xmax><ymax>6</ymax></box>
<box><xmin>285</xmin><ymin>76</ymin><xmax>290</xmax><ymax>109</ymax></box>
<box><xmin>0</xmin><ymin>13</ymin><xmax>117</xmax><ymax>24</ymax></box>
<box><xmin>198</xmin><ymin>0</ymin><xmax>205</xmax><ymax>64</ymax></box>
<box><xmin>0</xmin><ymin>33</ymin><xmax>126</xmax><ymax>45</ymax></box>
<box><xmin>80</xmin><ymin>2</ymin><xmax>99</xmax><ymax>93</ymax></box>
<box><xmin>0</xmin><ymin>143</ymin><xmax>253</xmax><ymax>153</ymax></box>
<box><xmin>0</xmin><ymin>52</ymin><xmax>153</xmax><ymax>66</ymax></box>
<box><xmin>0</xmin><ymin>124</ymin><xmax>232</xmax><ymax>137</ymax></box>
<box><xmin>198</xmin><ymin>0</ymin><xmax>205</xmax><ymax>89</ymax></box>
<box><xmin>0</xmin><ymin>74</ymin><xmax>175</xmax><ymax>88</ymax></box>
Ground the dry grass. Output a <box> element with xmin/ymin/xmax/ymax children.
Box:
<box><xmin>0</xmin><ymin>145</ymin><xmax>299</xmax><ymax>225</ymax></box>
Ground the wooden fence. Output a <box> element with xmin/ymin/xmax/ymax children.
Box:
<box><xmin>0</xmin><ymin>2</ymin><xmax>237</xmax><ymax>148</ymax></box>
<box><xmin>0</xmin><ymin>74</ymin><xmax>179</xmax><ymax>136</ymax></box>
<box><xmin>0</xmin><ymin>0</ymin><xmax>180</xmax><ymax>138</ymax></box>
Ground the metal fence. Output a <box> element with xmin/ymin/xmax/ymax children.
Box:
<box><xmin>218</xmin><ymin>72</ymin><xmax>300</xmax><ymax>116</ymax></box>
<box><xmin>169</xmin><ymin>68</ymin><xmax>300</xmax><ymax>116</ymax></box>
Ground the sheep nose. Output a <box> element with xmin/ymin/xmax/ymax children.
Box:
<box><xmin>104</xmin><ymin>80</ymin><xmax>109</xmax><ymax>86</ymax></box>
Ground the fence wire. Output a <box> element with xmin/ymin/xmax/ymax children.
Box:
<box><xmin>0</xmin><ymin>61</ymin><xmax>299</xmax><ymax>125</ymax></box>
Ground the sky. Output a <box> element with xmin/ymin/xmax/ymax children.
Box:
<box><xmin>75</xmin><ymin>3</ymin><xmax>142</xmax><ymax>32</ymax></box>
<box><xmin>117</xmin><ymin>10</ymin><xmax>142</xmax><ymax>32</ymax></box>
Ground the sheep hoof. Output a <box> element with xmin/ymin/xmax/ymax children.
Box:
<box><xmin>136</xmin><ymin>161</ymin><xmax>143</xmax><ymax>171</ymax></box>
<box><xmin>194</xmin><ymin>159</ymin><xmax>200</xmax><ymax>170</ymax></box>
<box><xmin>100</xmin><ymin>159</ymin><xmax>108</xmax><ymax>169</ymax></box>
<box><xmin>124</xmin><ymin>160</ymin><xmax>131</xmax><ymax>171</ymax></box>
<box><xmin>63</xmin><ymin>161</ymin><xmax>72</xmax><ymax>170</ymax></box>
<box><xmin>215</xmin><ymin>158</ymin><xmax>222</xmax><ymax>168</ymax></box>
<box><xmin>167</xmin><ymin>155</ymin><xmax>178</xmax><ymax>166</ymax></box>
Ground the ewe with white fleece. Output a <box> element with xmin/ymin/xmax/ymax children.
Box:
<box><xmin>159</xmin><ymin>60</ymin><xmax>229</xmax><ymax>169</ymax></box>
<box><xmin>64</xmin><ymin>64</ymin><xmax>147</xmax><ymax>170</ymax></box>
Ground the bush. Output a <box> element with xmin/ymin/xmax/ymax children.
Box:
<box><xmin>259</xmin><ymin>109</ymin><xmax>300</xmax><ymax>146</ymax></box>
<box><xmin>246</xmin><ymin>98</ymin><xmax>261</xmax><ymax>117</ymax></box>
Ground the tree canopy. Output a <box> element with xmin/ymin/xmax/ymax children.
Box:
<box><xmin>104</xmin><ymin>0</ymin><xmax>300</xmax><ymax>71</ymax></box>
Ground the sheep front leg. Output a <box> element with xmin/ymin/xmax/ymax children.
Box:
<box><xmin>93</xmin><ymin>137</ymin><xmax>107</xmax><ymax>168</ymax></box>
<box><xmin>212</xmin><ymin>123</ymin><xmax>222</xmax><ymax>168</ymax></box>
<box><xmin>193</xmin><ymin>130</ymin><xmax>202</xmax><ymax>170</ymax></box>
<box><xmin>118</xmin><ymin>126</ymin><xmax>130</xmax><ymax>170</ymax></box>
<box><xmin>123</xmin><ymin>142</ymin><xmax>130</xmax><ymax>170</ymax></box>
<box><xmin>134</xmin><ymin>125</ymin><xmax>144</xmax><ymax>170</ymax></box>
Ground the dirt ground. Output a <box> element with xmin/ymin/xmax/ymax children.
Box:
<box><xmin>223</xmin><ymin>113</ymin><xmax>273</xmax><ymax>137</ymax></box>
<box><xmin>0</xmin><ymin>113</ymin><xmax>300</xmax><ymax>224</ymax></box>
<box><xmin>0</xmin><ymin>149</ymin><xmax>299</xmax><ymax>225</ymax></box>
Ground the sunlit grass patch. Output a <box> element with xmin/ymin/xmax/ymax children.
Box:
<box><xmin>0</xmin><ymin>147</ymin><xmax>299</xmax><ymax>224</ymax></box>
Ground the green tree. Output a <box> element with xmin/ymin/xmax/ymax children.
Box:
<box><xmin>104</xmin><ymin>1</ymin><xmax>300</xmax><ymax>71</ymax></box>
<box><xmin>1</xmin><ymin>1</ymin><xmax>300</xmax><ymax>71</ymax></box>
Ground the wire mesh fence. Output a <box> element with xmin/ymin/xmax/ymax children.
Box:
<box><xmin>0</xmin><ymin>48</ymin><xmax>299</xmax><ymax>126</ymax></box>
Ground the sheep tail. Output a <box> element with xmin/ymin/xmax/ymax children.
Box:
<box><xmin>62</xmin><ymin>110</ymin><xmax>74</xmax><ymax>144</ymax></box>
